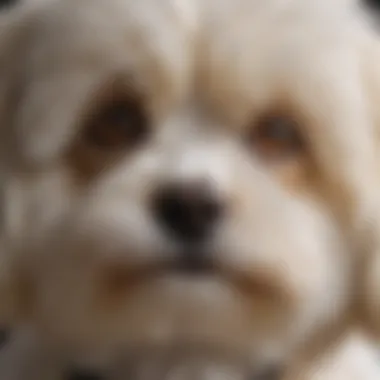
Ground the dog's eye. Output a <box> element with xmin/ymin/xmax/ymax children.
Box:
<box><xmin>84</xmin><ymin>98</ymin><xmax>148</xmax><ymax>150</ymax></box>
<box><xmin>249</xmin><ymin>114</ymin><xmax>304</xmax><ymax>160</ymax></box>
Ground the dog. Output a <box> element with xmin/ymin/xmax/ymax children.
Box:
<box><xmin>0</xmin><ymin>0</ymin><xmax>380</xmax><ymax>379</ymax></box>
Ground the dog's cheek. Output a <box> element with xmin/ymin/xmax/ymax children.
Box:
<box><xmin>0</xmin><ymin>169</ymin><xmax>76</xmax><ymax>326</ymax></box>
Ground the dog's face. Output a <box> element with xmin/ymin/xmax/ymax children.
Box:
<box><xmin>1</xmin><ymin>0</ymin><xmax>380</xmax><ymax>373</ymax></box>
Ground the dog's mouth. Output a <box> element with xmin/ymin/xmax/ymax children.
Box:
<box><xmin>163</xmin><ymin>250</ymin><xmax>217</xmax><ymax>276</ymax></box>
<box><xmin>101</xmin><ymin>252</ymin><xmax>283</xmax><ymax>302</ymax></box>
<box><xmin>101</xmin><ymin>255</ymin><xmax>216</xmax><ymax>292</ymax></box>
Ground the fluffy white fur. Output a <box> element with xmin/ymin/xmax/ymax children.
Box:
<box><xmin>0</xmin><ymin>0</ymin><xmax>380</xmax><ymax>379</ymax></box>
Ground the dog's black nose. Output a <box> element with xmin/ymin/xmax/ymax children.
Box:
<box><xmin>153</xmin><ymin>181</ymin><xmax>223</xmax><ymax>244</ymax></box>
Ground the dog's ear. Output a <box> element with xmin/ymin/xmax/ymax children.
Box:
<box><xmin>0</xmin><ymin>0</ymin><xmax>67</xmax><ymax>328</ymax></box>
<box><xmin>0</xmin><ymin>3</ymin><xmax>40</xmax><ymax>326</ymax></box>
<box><xmin>0</xmin><ymin>2</ymin><xmax>30</xmax><ymax>164</ymax></box>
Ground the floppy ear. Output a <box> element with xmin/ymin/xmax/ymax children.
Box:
<box><xmin>0</xmin><ymin>0</ymin><xmax>34</xmax><ymax>164</ymax></box>
<box><xmin>0</xmin><ymin>2</ymin><xmax>43</xmax><ymax>326</ymax></box>
<box><xmin>0</xmin><ymin>0</ymin><xmax>72</xmax><ymax>328</ymax></box>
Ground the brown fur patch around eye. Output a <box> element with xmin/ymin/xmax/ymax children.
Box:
<box><xmin>246</xmin><ymin>97</ymin><xmax>325</xmax><ymax>198</ymax></box>
<box><xmin>249</xmin><ymin>113</ymin><xmax>304</xmax><ymax>160</ymax></box>
<box><xmin>82</xmin><ymin>97</ymin><xmax>148</xmax><ymax>150</ymax></box>
<box><xmin>66</xmin><ymin>141</ymin><xmax>123</xmax><ymax>184</ymax></box>
<box><xmin>273</xmin><ymin>158</ymin><xmax>319</xmax><ymax>195</ymax></box>
<box><xmin>65</xmin><ymin>79</ymin><xmax>149</xmax><ymax>184</ymax></box>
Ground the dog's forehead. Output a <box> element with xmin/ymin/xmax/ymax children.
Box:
<box><xmin>12</xmin><ymin>0</ymin><xmax>371</xmax><ymax>169</ymax></box>
<box><xmin>15</xmin><ymin>0</ymin><xmax>370</xmax><ymax>143</ymax></box>
<box><xmin>24</xmin><ymin>0</ymin><xmax>196</xmax><ymax>98</ymax></box>
<box><xmin>198</xmin><ymin>0</ymin><xmax>366</xmax><ymax>108</ymax></box>
<box><xmin>27</xmin><ymin>0</ymin><xmax>364</xmax><ymax>98</ymax></box>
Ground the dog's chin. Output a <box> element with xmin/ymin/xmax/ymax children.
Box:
<box><xmin>79</xmin><ymin>265</ymin><xmax>286</xmax><ymax>380</ymax></box>
<box><xmin>91</xmin><ymin>255</ymin><xmax>292</xmax><ymax>356</ymax></box>
<box><xmin>107</xmin><ymin>345</ymin><xmax>282</xmax><ymax>380</ymax></box>
<box><xmin>88</xmin><ymin>272</ymin><xmax>286</xmax><ymax>380</ymax></box>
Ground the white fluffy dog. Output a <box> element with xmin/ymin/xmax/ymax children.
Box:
<box><xmin>0</xmin><ymin>0</ymin><xmax>380</xmax><ymax>379</ymax></box>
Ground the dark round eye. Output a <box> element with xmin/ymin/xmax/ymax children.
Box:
<box><xmin>249</xmin><ymin>114</ymin><xmax>304</xmax><ymax>160</ymax></box>
<box><xmin>83</xmin><ymin>98</ymin><xmax>148</xmax><ymax>150</ymax></box>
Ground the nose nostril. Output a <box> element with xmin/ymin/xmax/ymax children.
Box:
<box><xmin>153</xmin><ymin>183</ymin><xmax>223</xmax><ymax>243</ymax></box>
